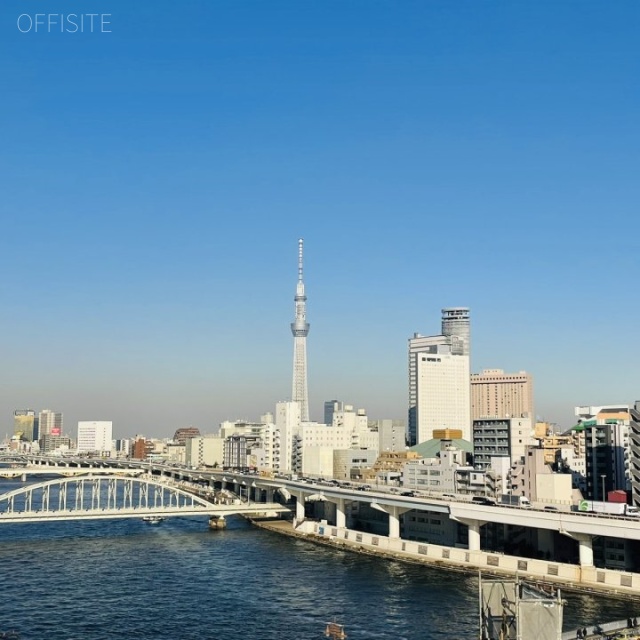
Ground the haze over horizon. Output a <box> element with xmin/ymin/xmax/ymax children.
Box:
<box><xmin>1</xmin><ymin>1</ymin><xmax>639</xmax><ymax>439</ymax></box>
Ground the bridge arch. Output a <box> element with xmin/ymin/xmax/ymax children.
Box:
<box><xmin>0</xmin><ymin>475</ymin><xmax>215</xmax><ymax>520</ymax></box>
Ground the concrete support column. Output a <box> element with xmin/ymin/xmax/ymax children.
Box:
<box><xmin>577</xmin><ymin>534</ymin><xmax>594</xmax><ymax>567</ymax></box>
<box><xmin>368</xmin><ymin>502</ymin><xmax>408</xmax><ymax>539</ymax></box>
<box><xmin>296</xmin><ymin>497</ymin><xmax>305</xmax><ymax>521</ymax></box>
<box><xmin>265</xmin><ymin>488</ymin><xmax>274</xmax><ymax>503</ymax></box>
<box><xmin>467</xmin><ymin>521</ymin><xmax>481</xmax><ymax>551</ymax></box>
<box><xmin>388</xmin><ymin>509</ymin><xmax>401</xmax><ymax>539</ymax></box>
<box><xmin>335</xmin><ymin>498</ymin><xmax>346</xmax><ymax>529</ymax></box>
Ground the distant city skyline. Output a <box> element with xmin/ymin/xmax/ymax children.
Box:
<box><xmin>2</xmin><ymin>1</ymin><xmax>639</xmax><ymax>438</ymax></box>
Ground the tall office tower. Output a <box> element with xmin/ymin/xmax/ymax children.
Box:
<box><xmin>13</xmin><ymin>410</ymin><xmax>36</xmax><ymax>442</ymax></box>
<box><xmin>290</xmin><ymin>238</ymin><xmax>310</xmax><ymax>422</ymax></box>
<box><xmin>415</xmin><ymin>345</ymin><xmax>471</xmax><ymax>443</ymax></box>
<box><xmin>77</xmin><ymin>421</ymin><xmax>113</xmax><ymax>453</ymax></box>
<box><xmin>408</xmin><ymin>308</ymin><xmax>471</xmax><ymax>445</ymax></box>
<box><xmin>39</xmin><ymin>409</ymin><xmax>63</xmax><ymax>438</ymax></box>
<box><xmin>471</xmin><ymin>369</ymin><xmax>534</xmax><ymax>420</ymax></box>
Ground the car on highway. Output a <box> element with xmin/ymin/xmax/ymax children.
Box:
<box><xmin>471</xmin><ymin>496</ymin><xmax>496</xmax><ymax>506</ymax></box>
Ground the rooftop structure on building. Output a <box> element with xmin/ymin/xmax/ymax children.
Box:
<box><xmin>172</xmin><ymin>426</ymin><xmax>201</xmax><ymax>445</ymax></box>
<box><xmin>409</xmin><ymin>429</ymin><xmax>473</xmax><ymax>461</ymax></box>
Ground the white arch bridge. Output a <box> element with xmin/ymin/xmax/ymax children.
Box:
<box><xmin>0</xmin><ymin>475</ymin><xmax>290</xmax><ymax>524</ymax></box>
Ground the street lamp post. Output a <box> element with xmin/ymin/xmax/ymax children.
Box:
<box><xmin>601</xmin><ymin>474</ymin><xmax>607</xmax><ymax>502</ymax></box>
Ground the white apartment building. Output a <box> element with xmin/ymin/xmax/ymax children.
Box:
<box><xmin>298</xmin><ymin>406</ymin><xmax>379</xmax><ymax>476</ymax></box>
<box><xmin>415</xmin><ymin>345</ymin><xmax>470</xmax><ymax>443</ymax></box>
<box><xmin>216</xmin><ymin>419</ymin><xmax>281</xmax><ymax>472</ymax></box>
<box><xmin>77</xmin><ymin>421</ymin><xmax>113</xmax><ymax>454</ymax></box>
<box><xmin>185</xmin><ymin>435</ymin><xmax>223</xmax><ymax>468</ymax></box>
<box><xmin>216</xmin><ymin>403</ymin><xmax>380</xmax><ymax>477</ymax></box>
<box><xmin>470</xmin><ymin>369</ymin><xmax>534</xmax><ymax>421</ymax></box>
<box><xmin>276</xmin><ymin>401</ymin><xmax>302</xmax><ymax>473</ymax></box>
<box><xmin>373</xmin><ymin>419</ymin><xmax>406</xmax><ymax>453</ymax></box>
<box><xmin>403</xmin><ymin>446</ymin><xmax>467</xmax><ymax>492</ymax></box>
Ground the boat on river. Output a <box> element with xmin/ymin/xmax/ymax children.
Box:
<box><xmin>324</xmin><ymin>621</ymin><xmax>346</xmax><ymax>639</ymax></box>
<box><xmin>142</xmin><ymin>516</ymin><xmax>165</xmax><ymax>524</ymax></box>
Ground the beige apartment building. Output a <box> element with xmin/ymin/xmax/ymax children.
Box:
<box><xmin>471</xmin><ymin>369</ymin><xmax>534</xmax><ymax>420</ymax></box>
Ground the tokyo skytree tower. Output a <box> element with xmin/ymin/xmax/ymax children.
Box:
<box><xmin>290</xmin><ymin>238</ymin><xmax>310</xmax><ymax>422</ymax></box>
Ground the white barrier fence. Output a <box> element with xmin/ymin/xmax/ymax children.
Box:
<box><xmin>297</xmin><ymin>520</ymin><xmax>640</xmax><ymax>596</ymax></box>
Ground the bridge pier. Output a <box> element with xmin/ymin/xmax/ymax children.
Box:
<box><xmin>561</xmin><ymin>531</ymin><xmax>594</xmax><ymax>567</ymax></box>
<box><xmin>21</xmin><ymin>473</ymin><xmax>26</xmax><ymax>482</ymax></box>
<box><xmin>295</xmin><ymin>497</ymin><xmax>305</xmax><ymax>522</ymax></box>
<box><xmin>209</xmin><ymin>516</ymin><xmax>227</xmax><ymax>530</ymax></box>
<box><xmin>578</xmin><ymin>535</ymin><xmax>594</xmax><ymax>567</ymax></box>
<box><xmin>467</xmin><ymin>521</ymin><xmax>481</xmax><ymax>551</ymax></box>
<box><xmin>334</xmin><ymin>498</ymin><xmax>346</xmax><ymax>529</ymax></box>
<box><xmin>453</xmin><ymin>518</ymin><xmax>485</xmax><ymax>552</ymax></box>
<box><xmin>369</xmin><ymin>503</ymin><xmax>410</xmax><ymax>539</ymax></box>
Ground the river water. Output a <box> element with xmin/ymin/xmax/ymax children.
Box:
<box><xmin>0</xmin><ymin>485</ymin><xmax>637</xmax><ymax>639</ymax></box>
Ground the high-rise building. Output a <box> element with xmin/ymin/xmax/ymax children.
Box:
<box><xmin>408</xmin><ymin>308</ymin><xmax>471</xmax><ymax>445</ymax></box>
<box><xmin>77</xmin><ymin>421</ymin><xmax>113</xmax><ymax>454</ymax></box>
<box><xmin>13</xmin><ymin>410</ymin><xmax>37</xmax><ymax>442</ymax></box>
<box><xmin>290</xmin><ymin>238</ymin><xmax>310</xmax><ymax>422</ymax></box>
<box><xmin>39</xmin><ymin>409</ymin><xmax>63</xmax><ymax>438</ymax></box>
<box><xmin>470</xmin><ymin>369</ymin><xmax>534</xmax><ymax>420</ymax></box>
<box><xmin>575</xmin><ymin>405</ymin><xmax>633</xmax><ymax>499</ymax></box>
<box><xmin>415</xmin><ymin>345</ymin><xmax>471</xmax><ymax>443</ymax></box>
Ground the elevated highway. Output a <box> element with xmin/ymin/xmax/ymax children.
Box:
<box><xmin>9</xmin><ymin>456</ymin><xmax>640</xmax><ymax>568</ymax></box>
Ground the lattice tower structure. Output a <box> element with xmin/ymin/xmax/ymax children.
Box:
<box><xmin>290</xmin><ymin>238</ymin><xmax>310</xmax><ymax>422</ymax></box>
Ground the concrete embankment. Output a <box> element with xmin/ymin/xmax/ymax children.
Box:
<box><xmin>247</xmin><ymin>517</ymin><xmax>640</xmax><ymax>601</ymax></box>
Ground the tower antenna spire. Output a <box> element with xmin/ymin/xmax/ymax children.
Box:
<box><xmin>298</xmin><ymin>238</ymin><xmax>304</xmax><ymax>283</ymax></box>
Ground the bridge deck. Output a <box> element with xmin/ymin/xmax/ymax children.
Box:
<box><xmin>0</xmin><ymin>502</ymin><xmax>289</xmax><ymax>523</ymax></box>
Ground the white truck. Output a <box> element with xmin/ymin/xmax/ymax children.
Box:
<box><xmin>499</xmin><ymin>494</ymin><xmax>532</xmax><ymax>508</ymax></box>
<box><xmin>578</xmin><ymin>500</ymin><xmax>639</xmax><ymax>516</ymax></box>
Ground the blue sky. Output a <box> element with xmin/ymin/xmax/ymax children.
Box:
<box><xmin>1</xmin><ymin>1</ymin><xmax>639</xmax><ymax>439</ymax></box>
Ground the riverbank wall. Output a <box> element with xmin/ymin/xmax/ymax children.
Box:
<box><xmin>248</xmin><ymin>517</ymin><xmax>640</xmax><ymax>601</ymax></box>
